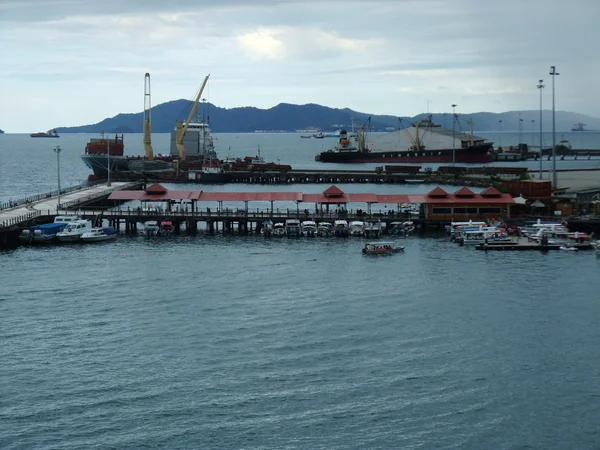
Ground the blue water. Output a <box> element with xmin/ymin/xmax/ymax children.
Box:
<box><xmin>1</xmin><ymin>133</ymin><xmax>600</xmax><ymax>449</ymax></box>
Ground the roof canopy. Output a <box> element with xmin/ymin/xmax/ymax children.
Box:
<box><xmin>480</xmin><ymin>186</ymin><xmax>503</xmax><ymax>197</ymax></box>
<box><xmin>323</xmin><ymin>185</ymin><xmax>344</xmax><ymax>197</ymax></box>
<box><xmin>145</xmin><ymin>183</ymin><xmax>168</xmax><ymax>194</ymax></box>
<box><xmin>454</xmin><ymin>186</ymin><xmax>476</xmax><ymax>197</ymax></box>
<box><xmin>427</xmin><ymin>187</ymin><xmax>449</xmax><ymax>198</ymax></box>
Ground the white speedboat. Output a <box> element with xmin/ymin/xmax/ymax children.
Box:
<box><xmin>144</xmin><ymin>221</ymin><xmax>159</xmax><ymax>236</ymax></box>
<box><xmin>272</xmin><ymin>222</ymin><xmax>286</xmax><ymax>237</ymax></box>
<box><xmin>364</xmin><ymin>219</ymin><xmax>382</xmax><ymax>238</ymax></box>
<box><xmin>285</xmin><ymin>219</ymin><xmax>301</xmax><ymax>237</ymax></box>
<box><xmin>317</xmin><ymin>222</ymin><xmax>332</xmax><ymax>237</ymax></box>
<box><xmin>349</xmin><ymin>221</ymin><xmax>365</xmax><ymax>236</ymax></box>
<box><xmin>301</xmin><ymin>220</ymin><xmax>317</xmax><ymax>237</ymax></box>
<box><xmin>81</xmin><ymin>227</ymin><xmax>117</xmax><ymax>242</ymax></box>
<box><xmin>56</xmin><ymin>219</ymin><xmax>93</xmax><ymax>242</ymax></box>
<box><xmin>333</xmin><ymin>220</ymin><xmax>349</xmax><ymax>237</ymax></box>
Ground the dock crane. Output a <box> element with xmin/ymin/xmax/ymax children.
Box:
<box><xmin>175</xmin><ymin>74</ymin><xmax>210</xmax><ymax>161</ymax></box>
<box><xmin>143</xmin><ymin>72</ymin><xmax>153</xmax><ymax>160</ymax></box>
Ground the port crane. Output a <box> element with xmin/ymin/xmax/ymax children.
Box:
<box><xmin>175</xmin><ymin>74</ymin><xmax>210</xmax><ymax>160</ymax></box>
<box><xmin>143</xmin><ymin>73</ymin><xmax>153</xmax><ymax>160</ymax></box>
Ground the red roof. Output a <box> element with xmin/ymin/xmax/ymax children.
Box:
<box><xmin>427</xmin><ymin>187</ymin><xmax>449</xmax><ymax>197</ymax></box>
<box><xmin>323</xmin><ymin>185</ymin><xmax>344</xmax><ymax>197</ymax></box>
<box><xmin>480</xmin><ymin>186</ymin><xmax>503</xmax><ymax>197</ymax></box>
<box><xmin>145</xmin><ymin>183</ymin><xmax>168</xmax><ymax>194</ymax></box>
<box><xmin>374</xmin><ymin>194</ymin><xmax>412</xmax><ymax>204</ymax></box>
<box><xmin>109</xmin><ymin>190</ymin><xmax>197</xmax><ymax>201</ymax></box>
<box><xmin>454</xmin><ymin>186</ymin><xmax>476</xmax><ymax>197</ymax></box>
<box><xmin>347</xmin><ymin>193</ymin><xmax>379</xmax><ymax>203</ymax></box>
<box><xmin>302</xmin><ymin>193</ymin><xmax>348</xmax><ymax>204</ymax></box>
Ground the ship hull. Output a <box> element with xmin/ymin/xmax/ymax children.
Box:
<box><xmin>316</xmin><ymin>145</ymin><xmax>494</xmax><ymax>164</ymax></box>
<box><xmin>81</xmin><ymin>154</ymin><xmax>129</xmax><ymax>178</ymax></box>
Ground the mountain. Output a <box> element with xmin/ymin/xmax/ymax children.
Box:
<box><xmin>54</xmin><ymin>101</ymin><xmax>600</xmax><ymax>134</ymax></box>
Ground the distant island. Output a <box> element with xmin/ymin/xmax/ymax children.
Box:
<box><xmin>54</xmin><ymin>101</ymin><xmax>600</xmax><ymax>134</ymax></box>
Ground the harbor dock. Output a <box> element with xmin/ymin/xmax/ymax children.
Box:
<box><xmin>475</xmin><ymin>237</ymin><xmax>594</xmax><ymax>251</ymax></box>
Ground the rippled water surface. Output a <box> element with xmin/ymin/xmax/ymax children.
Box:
<box><xmin>2</xmin><ymin>235</ymin><xmax>600</xmax><ymax>449</ymax></box>
<box><xmin>2</xmin><ymin>133</ymin><xmax>600</xmax><ymax>449</ymax></box>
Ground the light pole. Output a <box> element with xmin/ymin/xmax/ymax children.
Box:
<box><xmin>537</xmin><ymin>79</ymin><xmax>544</xmax><ymax>179</ymax></box>
<box><xmin>106</xmin><ymin>140</ymin><xmax>111</xmax><ymax>187</ymax></box>
<box><xmin>452</xmin><ymin>104</ymin><xmax>457</xmax><ymax>166</ymax></box>
<box><xmin>518</xmin><ymin>112</ymin><xmax>523</xmax><ymax>150</ymax></box>
<box><xmin>498</xmin><ymin>119</ymin><xmax>503</xmax><ymax>148</ymax></box>
<box><xmin>531</xmin><ymin>120</ymin><xmax>535</xmax><ymax>147</ymax></box>
<box><xmin>54</xmin><ymin>145</ymin><xmax>62</xmax><ymax>211</ymax></box>
<box><xmin>550</xmin><ymin>65</ymin><xmax>559</xmax><ymax>188</ymax></box>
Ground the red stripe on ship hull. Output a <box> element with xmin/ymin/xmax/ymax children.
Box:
<box><xmin>320</xmin><ymin>154</ymin><xmax>494</xmax><ymax>164</ymax></box>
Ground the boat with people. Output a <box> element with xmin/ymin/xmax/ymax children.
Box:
<box><xmin>81</xmin><ymin>227</ymin><xmax>117</xmax><ymax>242</ymax></box>
<box><xmin>315</xmin><ymin>117</ymin><xmax>493</xmax><ymax>164</ymax></box>
<box><xmin>362</xmin><ymin>242</ymin><xmax>405</xmax><ymax>255</ymax></box>
<box><xmin>30</xmin><ymin>129</ymin><xmax>59</xmax><ymax>138</ymax></box>
<box><xmin>301</xmin><ymin>220</ymin><xmax>317</xmax><ymax>237</ymax></box>
<box><xmin>56</xmin><ymin>219</ymin><xmax>93</xmax><ymax>242</ymax></box>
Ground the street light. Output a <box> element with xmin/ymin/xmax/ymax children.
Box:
<box><xmin>452</xmin><ymin>104</ymin><xmax>457</xmax><ymax>166</ymax></box>
<box><xmin>518</xmin><ymin>112</ymin><xmax>523</xmax><ymax>150</ymax></box>
<box><xmin>537</xmin><ymin>79</ymin><xmax>544</xmax><ymax>179</ymax></box>
<box><xmin>498</xmin><ymin>119</ymin><xmax>503</xmax><ymax>148</ymax></box>
<box><xmin>54</xmin><ymin>145</ymin><xmax>62</xmax><ymax>211</ymax></box>
<box><xmin>550</xmin><ymin>65</ymin><xmax>560</xmax><ymax>188</ymax></box>
<box><xmin>531</xmin><ymin>120</ymin><xmax>535</xmax><ymax>147</ymax></box>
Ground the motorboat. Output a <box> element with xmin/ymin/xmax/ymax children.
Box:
<box><xmin>56</xmin><ymin>219</ymin><xmax>93</xmax><ymax>242</ymax></box>
<box><xmin>81</xmin><ymin>227</ymin><xmax>117</xmax><ymax>242</ymax></box>
<box><xmin>349</xmin><ymin>221</ymin><xmax>365</xmax><ymax>236</ymax></box>
<box><xmin>456</xmin><ymin>227</ymin><xmax>512</xmax><ymax>245</ymax></box>
<box><xmin>159</xmin><ymin>220</ymin><xmax>174</xmax><ymax>235</ymax></box>
<box><xmin>144</xmin><ymin>220</ymin><xmax>159</xmax><ymax>236</ymax></box>
<box><xmin>273</xmin><ymin>222</ymin><xmax>286</xmax><ymax>237</ymax></box>
<box><xmin>362</xmin><ymin>242</ymin><xmax>405</xmax><ymax>255</ymax></box>
<box><xmin>261</xmin><ymin>220</ymin><xmax>274</xmax><ymax>237</ymax></box>
<box><xmin>560</xmin><ymin>245</ymin><xmax>578</xmax><ymax>251</ymax></box>
<box><xmin>389</xmin><ymin>221</ymin><xmax>415</xmax><ymax>235</ymax></box>
<box><xmin>317</xmin><ymin>222</ymin><xmax>332</xmax><ymax>237</ymax></box>
<box><xmin>333</xmin><ymin>220</ymin><xmax>349</xmax><ymax>237</ymax></box>
<box><xmin>285</xmin><ymin>219</ymin><xmax>301</xmax><ymax>237</ymax></box>
<box><xmin>19</xmin><ymin>222</ymin><xmax>69</xmax><ymax>245</ymax></box>
<box><xmin>364</xmin><ymin>219</ymin><xmax>382</xmax><ymax>238</ymax></box>
<box><xmin>301</xmin><ymin>220</ymin><xmax>317</xmax><ymax>237</ymax></box>
<box><xmin>54</xmin><ymin>214</ymin><xmax>83</xmax><ymax>224</ymax></box>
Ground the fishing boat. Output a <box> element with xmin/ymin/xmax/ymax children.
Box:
<box><xmin>30</xmin><ymin>129</ymin><xmax>59</xmax><ymax>138</ymax></box>
<box><xmin>81</xmin><ymin>227</ymin><xmax>117</xmax><ymax>242</ymax></box>
<box><xmin>315</xmin><ymin>117</ymin><xmax>493</xmax><ymax>164</ymax></box>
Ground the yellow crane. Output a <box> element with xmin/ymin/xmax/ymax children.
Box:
<box><xmin>175</xmin><ymin>74</ymin><xmax>210</xmax><ymax>160</ymax></box>
<box><xmin>143</xmin><ymin>72</ymin><xmax>153</xmax><ymax>160</ymax></box>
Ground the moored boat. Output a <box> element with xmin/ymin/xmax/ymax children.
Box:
<box><xmin>317</xmin><ymin>222</ymin><xmax>332</xmax><ymax>237</ymax></box>
<box><xmin>285</xmin><ymin>219</ymin><xmax>301</xmax><ymax>237</ymax></box>
<box><xmin>56</xmin><ymin>219</ymin><xmax>93</xmax><ymax>242</ymax></box>
<box><xmin>81</xmin><ymin>227</ymin><xmax>117</xmax><ymax>242</ymax></box>
<box><xmin>301</xmin><ymin>220</ymin><xmax>317</xmax><ymax>237</ymax></box>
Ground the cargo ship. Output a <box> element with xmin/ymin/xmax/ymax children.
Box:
<box><xmin>81</xmin><ymin>133</ymin><xmax>130</xmax><ymax>179</ymax></box>
<box><xmin>315</xmin><ymin>118</ymin><xmax>493</xmax><ymax>164</ymax></box>
<box><xmin>30</xmin><ymin>128</ymin><xmax>59</xmax><ymax>138</ymax></box>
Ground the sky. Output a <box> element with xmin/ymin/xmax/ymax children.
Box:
<box><xmin>1</xmin><ymin>0</ymin><xmax>599</xmax><ymax>132</ymax></box>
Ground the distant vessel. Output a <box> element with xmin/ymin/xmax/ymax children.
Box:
<box><xmin>571</xmin><ymin>122</ymin><xmax>588</xmax><ymax>131</ymax></box>
<box><xmin>0</xmin><ymin>129</ymin><xmax>4</xmax><ymax>134</ymax></box>
<box><xmin>315</xmin><ymin>117</ymin><xmax>493</xmax><ymax>164</ymax></box>
<box><xmin>30</xmin><ymin>128</ymin><xmax>59</xmax><ymax>138</ymax></box>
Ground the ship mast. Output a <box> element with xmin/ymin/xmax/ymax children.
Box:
<box><xmin>176</xmin><ymin>74</ymin><xmax>210</xmax><ymax>161</ymax></box>
<box><xmin>143</xmin><ymin>73</ymin><xmax>154</xmax><ymax>160</ymax></box>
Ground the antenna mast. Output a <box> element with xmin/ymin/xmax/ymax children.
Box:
<box><xmin>143</xmin><ymin>73</ymin><xmax>154</xmax><ymax>160</ymax></box>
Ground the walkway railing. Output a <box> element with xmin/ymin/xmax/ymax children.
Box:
<box><xmin>0</xmin><ymin>210</ymin><xmax>41</xmax><ymax>228</ymax></box>
<box><xmin>0</xmin><ymin>180</ymin><xmax>104</xmax><ymax>211</ymax></box>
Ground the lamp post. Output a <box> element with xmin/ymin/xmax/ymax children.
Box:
<box><xmin>54</xmin><ymin>145</ymin><xmax>62</xmax><ymax>211</ymax></box>
<box><xmin>498</xmin><ymin>119</ymin><xmax>503</xmax><ymax>148</ymax></box>
<box><xmin>106</xmin><ymin>140</ymin><xmax>111</xmax><ymax>187</ymax></box>
<box><xmin>452</xmin><ymin>104</ymin><xmax>457</xmax><ymax>166</ymax></box>
<box><xmin>550</xmin><ymin>66</ymin><xmax>559</xmax><ymax>188</ymax></box>
<box><xmin>537</xmin><ymin>79</ymin><xmax>544</xmax><ymax>179</ymax></box>
<box><xmin>531</xmin><ymin>120</ymin><xmax>535</xmax><ymax>147</ymax></box>
<box><xmin>518</xmin><ymin>112</ymin><xmax>523</xmax><ymax>150</ymax></box>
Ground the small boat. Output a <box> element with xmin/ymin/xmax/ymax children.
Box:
<box><xmin>301</xmin><ymin>220</ymin><xmax>317</xmax><ymax>237</ymax></box>
<box><xmin>30</xmin><ymin>128</ymin><xmax>59</xmax><ymax>138</ymax></box>
<box><xmin>261</xmin><ymin>220</ymin><xmax>274</xmax><ymax>236</ymax></box>
<box><xmin>349</xmin><ymin>220</ymin><xmax>365</xmax><ymax>236</ymax></box>
<box><xmin>81</xmin><ymin>227</ymin><xmax>117</xmax><ymax>242</ymax></box>
<box><xmin>362</xmin><ymin>242</ymin><xmax>405</xmax><ymax>255</ymax></box>
<box><xmin>390</xmin><ymin>221</ymin><xmax>415</xmax><ymax>235</ymax></box>
<box><xmin>559</xmin><ymin>245</ymin><xmax>578</xmax><ymax>252</ymax></box>
<box><xmin>334</xmin><ymin>220</ymin><xmax>349</xmax><ymax>237</ymax></box>
<box><xmin>364</xmin><ymin>219</ymin><xmax>382</xmax><ymax>238</ymax></box>
<box><xmin>317</xmin><ymin>222</ymin><xmax>332</xmax><ymax>237</ymax></box>
<box><xmin>144</xmin><ymin>221</ymin><xmax>159</xmax><ymax>236</ymax></box>
<box><xmin>285</xmin><ymin>219</ymin><xmax>301</xmax><ymax>237</ymax></box>
<box><xmin>56</xmin><ymin>219</ymin><xmax>93</xmax><ymax>242</ymax></box>
<box><xmin>159</xmin><ymin>220</ymin><xmax>174</xmax><ymax>235</ymax></box>
<box><xmin>272</xmin><ymin>222</ymin><xmax>286</xmax><ymax>237</ymax></box>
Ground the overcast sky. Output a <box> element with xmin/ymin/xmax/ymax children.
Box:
<box><xmin>1</xmin><ymin>0</ymin><xmax>598</xmax><ymax>132</ymax></box>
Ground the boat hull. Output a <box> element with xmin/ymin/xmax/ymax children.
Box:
<box><xmin>81</xmin><ymin>154</ymin><xmax>130</xmax><ymax>178</ymax></box>
<box><xmin>316</xmin><ymin>145</ymin><xmax>494</xmax><ymax>164</ymax></box>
